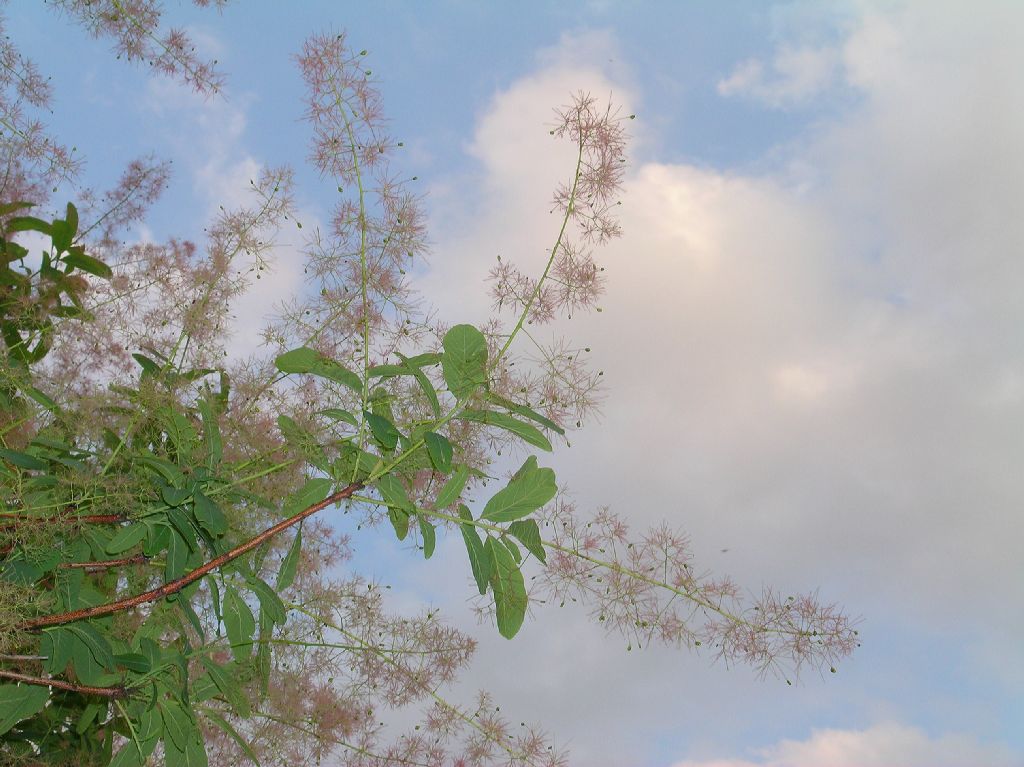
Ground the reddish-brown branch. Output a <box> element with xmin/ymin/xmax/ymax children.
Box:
<box><xmin>0</xmin><ymin>669</ymin><xmax>130</xmax><ymax>699</ymax></box>
<box><xmin>59</xmin><ymin>554</ymin><xmax>148</xmax><ymax>571</ymax></box>
<box><xmin>20</xmin><ymin>482</ymin><xmax>363</xmax><ymax>631</ymax></box>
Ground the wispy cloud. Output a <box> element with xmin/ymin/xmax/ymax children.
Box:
<box><xmin>717</xmin><ymin>45</ymin><xmax>839</xmax><ymax>107</ymax></box>
<box><xmin>672</xmin><ymin>722</ymin><xmax>1021</xmax><ymax>767</ymax></box>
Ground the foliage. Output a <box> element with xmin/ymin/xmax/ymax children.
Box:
<box><xmin>0</xmin><ymin>5</ymin><xmax>858</xmax><ymax>766</ymax></box>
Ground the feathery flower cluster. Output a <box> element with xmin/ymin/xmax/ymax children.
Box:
<box><xmin>535</xmin><ymin>499</ymin><xmax>860</xmax><ymax>679</ymax></box>
<box><xmin>46</xmin><ymin>0</ymin><xmax>226</xmax><ymax>95</ymax></box>
<box><xmin>264</xmin><ymin>33</ymin><xmax>428</xmax><ymax>375</ymax></box>
<box><xmin>484</xmin><ymin>92</ymin><xmax>628</xmax><ymax>435</ymax></box>
<box><xmin>550</xmin><ymin>92</ymin><xmax>628</xmax><ymax>244</ymax></box>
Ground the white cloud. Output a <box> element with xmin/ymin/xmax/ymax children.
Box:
<box><xmin>415</xmin><ymin>4</ymin><xmax>1024</xmax><ymax>764</ymax></box>
<box><xmin>717</xmin><ymin>44</ymin><xmax>839</xmax><ymax>107</ymax></box>
<box><xmin>431</xmin><ymin>0</ymin><xmax>1024</xmax><ymax>644</ymax></box>
<box><xmin>672</xmin><ymin>722</ymin><xmax>1021</xmax><ymax>767</ymax></box>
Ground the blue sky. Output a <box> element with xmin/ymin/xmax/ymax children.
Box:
<box><xmin>7</xmin><ymin>2</ymin><xmax>1024</xmax><ymax>766</ymax></box>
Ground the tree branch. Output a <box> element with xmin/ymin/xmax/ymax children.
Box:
<box><xmin>0</xmin><ymin>669</ymin><xmax>130</xmax><ymax>699</ymax></box>
<box><xmin>19</xmin><ymin>482</ymin><xmax>362</xmax><ymax>631</ymax></box>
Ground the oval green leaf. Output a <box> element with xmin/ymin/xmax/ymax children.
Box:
<box><xmin>424</xmin><ymin>431</ymin><xmax>453</xmax><ymax>473</ymax></box>
<box><xmin>480</xmin><ymin>456</ymin><xmax>557</xmax><ymax>523</ymax></box>
<box><xmin>441</xmin><ymin>324</ymin><xmax>488</xmax><ymax>399</ymax></box>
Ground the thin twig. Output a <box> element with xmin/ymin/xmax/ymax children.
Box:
<box><xmin>59</xmin><ymin>553</ymin><xmax>148</xmax><ymax>571</ymax></box>
<box><xmin>0</xmin><ymin>512</ymin><xmax>125</xmax><ymax>529</ymax></box>
<box><xmin>0</xmin><ymin>669</ymin><xmax>129</xmax><ymax>699</ymax></box>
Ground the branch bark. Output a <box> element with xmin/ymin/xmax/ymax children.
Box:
<box><xmin>19</xmin><ymin>482</ymin><xmax>363</xmax><ymax>631</ymax></box>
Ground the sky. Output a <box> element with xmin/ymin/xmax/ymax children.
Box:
<box><xmin>7</xmin><ymin>1</ymin><xmax>1024</xmax><ymax>766</ymax></box>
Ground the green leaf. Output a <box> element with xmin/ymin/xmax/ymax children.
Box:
<box><xmin>335</xmin><ymin>441</ymin><xmax>381</xmax><ymax>481</ymax></box>
<box><xmin>161</xmin><ymin>700</ymin><xmax>208</xmax><ymax>767</ymax></box>
<box><xmin>65</xmin><ymin>202</ymin><xmax>78</xmax><ymax>238</ymax></box>
<box><xmin>0</xmin><ymin>684</ymin><xmax>49</xmax><ymax>735</ymax></box>
<box><xmin>160</xmin><ymin>699</ymin><xmax>193</xmax><ymax>749</ymax></box>
<box><xmin>441</xmin><ymin>324</ymin><xmax>488</xmax><ymax>398</ymax></box>
<box><xmin>376</xmin><ymin>474</ymin><xmax>412</xmax><ymax>540</ymax></box>
<box><xmin>137</xmin><ymin>454</ymin><xmax>184</xmax><ymax>485</ymax></box>
<box><xmin>277</xmin><ymin>414</ymin><xmax>331</xmax><ymax>473</ymax></box>
<box><xmin>165</xmin><ymin>528</ymin><xmax>189</xmax><ymax>582</ymax></box>
<box><xmin>143</xmin><ymin>522</ymin><xmax>171</xmax><ymax>557</ymax></box>
<box><xmin>480</xmin><ymin>456</ymin><xmax>557</xmax><ymax>523</ymax></box>
<box><xmin>402</xmin><ymin>352</ymin><xmax>443</xmax><ymax>367</ymax></box>
<box><xmin>275</xmin><ymin>346</ymin><xmax>362</xmax><ymax>394</ymax></box>
<box><xmin>223</xmin><ymin>585</ymin><xmax>256</xmax><ymax>661</ymax></box>
<box><xmin>371</xmin><ymin>353</ymin><xmax>442</xmax><ymax>416</ymax></box>
<box><xmin>364</xmin><ymin>410</ymin><xmax>400</xmax><ymax>451</ymax></box>
<box><xmin>488</xmin><ymin>537</ymin><xmax>528</xmax><ymax>639</ymax></box>
<box><xmin>376</xmin><ymin>473</ymin><xmax>411</xmax><ymax>510</ymax></box>
<box><xmin>399</xmin><ymin>357</ymin><xmax>442</xmax><ymax>416</ymax></box>
<box><xmin>282</xmin><ymin>477</ymin><xmax>333</xmax><ymax>518</ymax></box>
<box><xmin>51</xmin><ymin>303</ymin><xmax>92</xmax><ymax>319</ymax></box>
<box><xmin>178</xmin><ymin>595</ymin><xmax>206</xmax><ymax>640</ymax></box>
<box><xmin>203</xmin><ymin>708</ymin><xmax>260</xmax><ymax>764</ymax></box>
<box><xmin>66</xmin><ymin>623</ymin><xmax>114</xmax><ymax>669</ymax></box>
<box><xmin>434</xmin><ymin>464</ymin><xmax>469</xmax><ymax>509</ymax></box>
<box><xmin>507</xmin><ymin>519</ymin><xmax>546</xmax><ymax>564</ymax></box>
<box><xmin>5</xmin><ymin>215</ymin><xmax>51</xmax><ymax>235</ymax></box>
<box><xmin>255</xmin><ymin>612</ymin><xmax>272</xmax><ymax>696</ymax></box>
<box><xmin>501</xmin><ymin>535</ymin><xmax>522</xmax><ymax>563</ymax></box>
<box><xmin>210</xmin><ymin>578</ymin><xmax>222</xmax><ymax>625</ymax></box>
<box><xmin>198</xmin><ymin>398</ymin><xmax>222</xmax><ymax>469</ymax></box>
<box><xmin>63</xmin><ymin>250</ymin><xmax>112</xmax><ymax>278</ymax></box>
<box><xmin>367</xmin><ymin>364</ymin><xmax>407</xmax><ymax>377</ymax></box>
<box><xmin>51</xmin><ymin>217</ymin><xmax>72</xmax><ymax>252</ymax></box>
<box><xmin>70</xmin><ymin>635</ymin><xmax>110</xmax><ymax>686</ymax></box>
<box><xmin>458</xmin><ymin>505</ymin><xmax>492</xmax><ymax>595</ymax></box>
<box><xmin>194</xmin><ymin>491</ymin><xmax>228</xmax><ymax>537</ymax></box>
<box><xmin>41</xmin><ymin>628</ymin><xmax>73</xmax><ymax>675</ymax></box>
<box><xmin>199</xmin><ymin>657</ymin><xmax>250</xmax><ymax>718</ymax></box>
<box><xmin>458</xmin><ymin>409</ymin><xmax>552</xmax><ymax>451</ymax></box>
<box><xmin>419</xmin><ymin>517</ymin><xmax>436</xmax><ymax>559</ymax></box>
<box><xmin>246</xmin><ymin>575</ymin><xmax>287</xmax><ymax>626</ymax></box>
<box><xmin>75</xmin><ymin>700</ymin><xmax>104</xmax><ymax>735</ymax></box>
<box><xmin>0</xmin><ymin>200</ymin><xmax>33</xmax><ymax>216</ymax></box>
<box><xmin>106</xmin><ymin>523</ymin><xmax>147</xmax><ymax>554</ymax></box>
<box><xmin>114</xmin><ymin>653</ymin><xmax>150</xmax><ymax>673</ymax></box>
<box><xmin>486</xmin><ymin>391</ymin><xmax>565</xmax><ymax>435</ymax></box>
<box><xmin>0</xmin><ymin>448</ymin><xmax>45</xmax><ymax>470</ymax></box>
<box><xmin>161</xmin><ymin>485</ymin><xmax>192</xmax><ymax>507</ymax></box>
<box><xmin>275</xmin><ymin>413</ymin><xmax>304</xmax><ymax>445</ymax></box>
<box><xmin>109</xmin><ymin>705</ymin><xmax>161</xmax><ymax>766</ymax></box>
<box><xmin>21</xmin><ymin>384</ymin><xmax>59</xmax><ymax>415</ymax></box>
<box><xmin>108</xmin><ymin>743</ymin><xmax>144</xmax><ymax>767</ymax></box>
<box><xmin>131</xmin><ymin>353</ymin><xmax>161</xmax><ymax>376</ymax></box>
<box><xmin>318</xmin><ymin>407</ymin><xmax>358</xmax><ymax>427</ymax></box>
<box><xmin>277</xmin><ymin>526</ymin><xmax>302</xmax><ymax>591</ymax></box>
<box><xmin>424</xmin><ymin>431</ymin><xmax>453</xmax><ymax>473</ymax></box>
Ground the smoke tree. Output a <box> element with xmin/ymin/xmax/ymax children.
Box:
<box><xmin>0</xmin><ymin>3</ymin><xmax>858</xmax><ymax>765</ymax></box>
